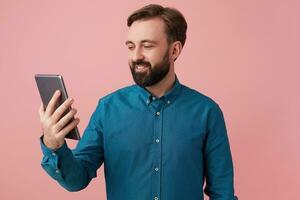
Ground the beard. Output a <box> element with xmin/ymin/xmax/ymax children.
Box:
<box><xmin>129</xmin><ymin>50</ymin><xmax>170</xmax><ymax>87</ymax></box>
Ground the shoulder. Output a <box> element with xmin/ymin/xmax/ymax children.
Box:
<box><xmin>180</xmin><ymin>84</ymin><xmax>220</xmax><ymax>110</ymax></box>
<box><xmin>180</xmin><ymin>84</ymin><xmax>225</xmax><ymax>125</ymax></box>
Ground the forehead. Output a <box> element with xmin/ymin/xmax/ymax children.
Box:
<box><xmin>127</xmin><ymin>17</ymin><xmax>168</xmax><ymax>44</ymax></box>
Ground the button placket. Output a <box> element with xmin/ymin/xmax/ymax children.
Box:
<box><xmin>151</xmin><ymin>100</ymin><xmax>164</xmax><ymax>200</ymax></box>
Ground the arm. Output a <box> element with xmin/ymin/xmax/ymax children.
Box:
<box><xmin>203</xmin><ymin>103</ymin><xmax>238</xmax><ymax>200</ymax></box>
<box><xmin>39</xmin><ymin>94</ymin><xmax>104</xmax><ymax>191</ymax></box>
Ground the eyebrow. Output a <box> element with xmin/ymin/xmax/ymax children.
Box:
<box><xmin>125</xmin><ymin>40</ymin><xmax>158</xmax><ymax>45</ymax></box>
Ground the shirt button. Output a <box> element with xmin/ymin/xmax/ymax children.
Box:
<box><xmin>52</xmin><ymin>152</ymin><xmax>56</xmax><ymax>156</ymax></box>
<box><xmin>55</xmin><ymin>169</ymin><xmax>60</xmax><ymax>174</ymax></box>
<box><xmin>156</xmin><ymin>111</ymin><xmax>160</xmax><ymax>116</ymax></box>
<box><xmin>167</xmin><ymin>100</ymin><xmax>171</xmax><ymax>104</ymax></box>
<box><xmin>155</xmin><ymin>139</ymin><xmax>160</xmax><ymax>143</ymax></box>
<box><xmin>152</xmin><ymin>96</ymin><xmax>156</xmax><ymax>101</ymax></box>
<box><xmin>146</xmin><ymin>99</ymin><xmax>150</xmax><ymax>104</ymax></box>
<box><xmin>154</xmin><ymin>197</ymin><xmax>159</xmax><ymax>200</ymax></box>
<box><xmin>155</xmin><ymin>167</ymin><xmax>159</xmax><ymax>171</ymax></box>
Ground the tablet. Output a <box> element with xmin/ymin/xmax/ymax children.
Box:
<box><xmin>35</xmin><ymin>74</ymin><xmax>81</xmax><ymax>140</ymax></box>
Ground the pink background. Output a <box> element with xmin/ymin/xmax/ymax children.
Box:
<box><xmin>1</xmin><ymin>0</ymin><xmax>299</xmax><ymax>199</ymax></box>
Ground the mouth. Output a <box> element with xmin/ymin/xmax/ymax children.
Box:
<box><xmin>135</xmin><ymin>64</ymin><xmax>149</xmax><ymax>73</ymax></box>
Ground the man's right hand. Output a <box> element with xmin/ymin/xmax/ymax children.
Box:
<box><xmin>38</xmin><ymin>90</ymin><xmax>80</xmax><ymax>150</ymax></box>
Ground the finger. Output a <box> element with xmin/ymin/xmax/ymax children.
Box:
<box><xmin>45</xmin><ymin>90</ymin><xmax>61</xmax><ymax>117</ymax></box>
<box><xmin>57</xmin><ymin>118</ymin><xmax>80</xmax><ymax>139</ymax></box>
<box><xmin>38</xmin><ymin>102</ymin><xmax>45</xmax><ymax>118</ymax></box>
<box><xmin>51</xmin><ymin>97</ymin><xmax>74</xmax><ymax>123</ymax></box>
<box><xmin>54</xmin><ymin>108</ymin><xmax>77</xmax><ymax>132</ymax></box>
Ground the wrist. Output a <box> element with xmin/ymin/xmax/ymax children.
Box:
<box><xmin>42</xmin><ymin>135</ymin><xmax>63</xmax><ymax>151</ymax></box>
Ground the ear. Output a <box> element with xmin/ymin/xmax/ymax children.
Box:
<box><xmin>170</xmin><ymin>41</ymin><xmax>183</xmax><ymax>61</ymax></box>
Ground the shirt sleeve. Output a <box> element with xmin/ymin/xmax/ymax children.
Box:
<box><xmin>40</xmin><ymin>99</ymin><xmax>104</xmax><ymax>192</ymax></box>
<box><xmin>203</xmin><ymin>103</ymin><xmax>238</xmax><ymax>200</ymax></box>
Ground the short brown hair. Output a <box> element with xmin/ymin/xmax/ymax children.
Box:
<box><xmin>127</xmin><ymin>4</ymin><xmax>187</xmax><ymax>47</ymax></box>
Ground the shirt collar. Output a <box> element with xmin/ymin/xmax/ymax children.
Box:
<box><xmin>136</xmin><ymin>74</ymin><xmax>182</xmax><ymax>105</ymax></box>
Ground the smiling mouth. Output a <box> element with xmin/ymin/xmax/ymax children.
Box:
<box><xmin>135</xmin><ymin>64</ymin><xmax>149</xmax><ymax>72</ymax></box>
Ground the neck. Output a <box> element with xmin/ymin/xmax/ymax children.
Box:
<box><xmin>145</xmin><ymin>72</ymin><xmax>176</xmax><ymax>98</ymax></box>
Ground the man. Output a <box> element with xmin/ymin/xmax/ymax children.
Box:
<box><xmin>39</xmin><ymin>4</ymin><xmax>238</xmax><ymax>200</ymax></box>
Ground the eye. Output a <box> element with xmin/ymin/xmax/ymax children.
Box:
<box><xmin>143</xmin><ymin>45</ymin><xmax>153</xmax><ymax>49</ymax></box>
<box><xmin>127</xmin><ymin>45</ymin><xmax>135</xmax><ymax>50</ymax></box>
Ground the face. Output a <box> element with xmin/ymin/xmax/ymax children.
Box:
<box><xmin>126</xmin><ymin>17</ymin><xmax>172</xmax><ymax>87</ymax></box>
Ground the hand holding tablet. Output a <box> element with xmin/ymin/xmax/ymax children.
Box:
<box><xmin>35</xmin><ymin>74</ymin><xmax>81</xmax><ymax>150</ymax></box>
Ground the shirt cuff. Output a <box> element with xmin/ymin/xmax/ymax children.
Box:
<box><xmin>40</xmin><ymin>135</ymin><xmax>70</xmax><ymax>158</ymax></box>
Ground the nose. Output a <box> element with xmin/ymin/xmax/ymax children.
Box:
<box><xmin>132</xmin><ymin>47</ymin><xmax>145</xmax><ymax>61</ymax></box>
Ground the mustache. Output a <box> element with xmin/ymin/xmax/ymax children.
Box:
<box><xmin>131</xmin><ymin>60</ymin><xmax>151</xmax><ymax>68</ymax></box>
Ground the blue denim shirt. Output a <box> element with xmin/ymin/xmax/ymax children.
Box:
<box><xmin>40</xmin><ymin>76</ymin><xmax>238</xmax><ymax>200</ymax></box>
